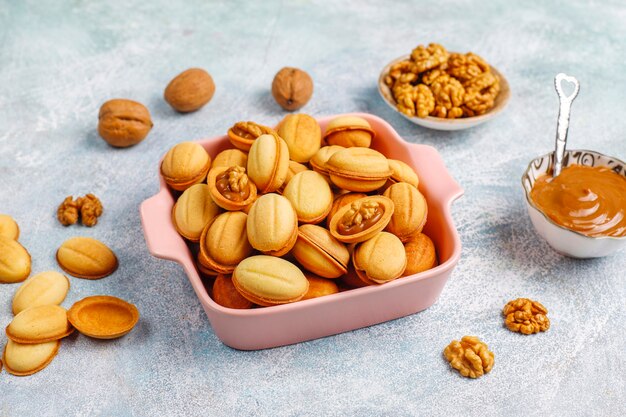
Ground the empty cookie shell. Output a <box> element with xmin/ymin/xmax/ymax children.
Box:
<box><xmin>323</xmin><ymin>116</ymin><xmax>375</xmax><ymax>148</ymax></box>
<box><xmin>68</xmin><ymin>295</ymin><xmax>139</xmax><ymax>339</ymax></box>
<box><xmin>0</xmin><ymin>236</ymin><xmax>31</xmax><ymax>284</ymax></box>
<box><xmin>12</xmin><ymin>271</ymin><xmax>70</xmax><ymax>315</ymax></box>
<box><xmin>3</xmin><ymin>339</ymin><xmax>60</xmax><ymax>376</ymax></box>
<box><xmin>6</xmin><ymin>305</ymin><xmax>74</xmax><ymax>344</ymax></box>
<box><xmin>56</xmin><ymin>237</ymin><xmax>118</xmax><ymax>279</ymax></box>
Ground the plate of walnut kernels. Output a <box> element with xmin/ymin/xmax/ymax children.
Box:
<box><xmin>378</xmin><ymin>43</ymin><xmax>510</xmax><ymax>131</ymax></box>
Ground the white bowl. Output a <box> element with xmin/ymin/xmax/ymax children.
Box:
<box><xmin>522</xmin><ymin>149</ymin><xmax>626</xmax><ymax>258</ymax></box>
<box><xmin>378</xmin><ymin>54</ymin><xmax>510</xmax><ymax>131</ymax></box>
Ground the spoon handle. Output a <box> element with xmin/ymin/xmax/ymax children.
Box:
<box><xmin>553</xmin><ymin>73</ymin><xmax>580</xmax><ymax>177</ymax></box>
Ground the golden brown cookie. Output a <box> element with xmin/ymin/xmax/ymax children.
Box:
<box><xmin>12</xmin><ymin>271</ymin><xmax>70</xmax><ymax>315</ymax></box>
<box><xmin>68</xmin><ymin>295</ymin><xmax>139</xmax><ymax>339</ymax></box>
<box><xmin>232</xmin><ymin>256</ymin><xmax>309</xmax><ymax>306</ymax></box>
<box><xmin>383</xmin><ymin>182</ymin><xmax>428</xmax><ymax>241</ymax></box>
<box><xmin>353</xmin><ymin>232</ymin><xmax>407</xmax><ymax>285</ymax></box>
<box><xmin>328</xmin><ymin>196</ymin><xmax>394</xmax><ymax>244</ymax></box>
<box><xmin>207</xmin><ymin>166</ymin><xmax>257</xmax><ymax>211</ymax></box>
<box><xmin>325</xmin><ymin>147</ymin><xmax>392</xmax><ymax>192</ymax></box>
<box><xmin>282</xmin><ymin>171</ymin><xmax>333</xmax><ymax>224</ymax></box>
<box><xmin>172</xmin><ymin>183</ymin><xmax>221</xmax><ymax>242</ymax></box>
<box><xmin>198</xmin><ymin>211</ymin><xmax>253</xmax><ymax>274</ymax></box>
<box><xmin>292</xmin><ymin>225</ymin><xmax>350</xmax><ymax>279</ymax></box>
<box><xmin>211</xmin><ymin>274</ymin><xmax>254</xmax><ymax>309</ymax></box>
<box><xmin>403</xmin><ymin>233</ymin><xmax>437</xmax><ymax>276</ymax></box>
<box><xmin>247</xmin><ymin>134</ymin><xmax>290</xmax><ymax>193</ymax></box>
<box><xmin>0</xmin><ymin>236</ymin><xmax>31</xmax><ymax>284</ymax></box>
<box><xmin>2</xmin><ymin>339</ymin><xmax>61</xmax><ymax>376</ymax></box>
<box><xmin>276</xmin><ymin>113</ymin><xmax>321</xmax><ymax>163</ymax></box>
<box><xmin>323</xmin><ymin>116</ymin><xmax>375</xmax><ymax>148</ymax></box>
<box><xmin>301</xmin><ymin>273</ymin><xmax>339</xmax><ymax>300</ymax></box>
<box><xmin>246</xmin><ymin>194</ymin><xmax>298</xmax><ymax>256</ymax></box>
<box><xmin>6</xmin><ymin>305</ymin><xmax>74</xmax><ymax>344</ymax></box>
<box><xmin>56</xmin><ymin>237</ymin><xmax>118</xmax><ymax>279</ymax></box>
<box><xmin>212</xmin><ymin>149</ymin><xmax>248</xmax><ymax>170</ymax></box>
<box><xmin>160</xmin><ymin>142</ymin><xmax>211</xmax><ymax>191</ymax></box>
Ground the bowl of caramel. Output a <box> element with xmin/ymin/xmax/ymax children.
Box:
<box><xmin>522</xmin><ymin>149</ymin><xmax>626</xmax><ymax>258</ymax></box>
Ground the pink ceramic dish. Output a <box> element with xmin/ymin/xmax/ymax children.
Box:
<box><xmin>140</xmin><ymin>113</ymin><xmax>463</xmax><ymax>350</ymax></box>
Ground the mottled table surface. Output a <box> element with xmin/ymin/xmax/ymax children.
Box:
<box><xmin>1</xmin><ymin>0</ymin><xmax>625</xmax><ymax>416</ymax></box>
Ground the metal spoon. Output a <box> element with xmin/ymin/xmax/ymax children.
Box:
<box><xmin>553</xmin><ymin>73</ymin><xmax>580</xmax><ymax>177</ymax></box>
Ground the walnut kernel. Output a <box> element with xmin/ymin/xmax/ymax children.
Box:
<box><xmin>503</xmin><ymin>298</ymin><xmax>550</xmax><ymax>335</ymax></box>
<box><xmin>443</xmin><ymin>336</ymin><xmax>494</xmax><ymax>378</ymax></box>
<box><xmin>410</xmin><ymin>43</ymin><xmax>450</xmax><ymax>73</ymax></box>
<box><xmin>77</xmin><ymin>194</ymin><xmax>103</xmax><ymax>227</ymax></box>
<box><xmin>57</xmin><ymin>197</ymin><xmax>79</xmax><ymax>226</ymax></box>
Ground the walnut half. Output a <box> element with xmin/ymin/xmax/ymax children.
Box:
<box><xmin>444</xmin><ymin>336</ymin><xmax>494</xmax><ymax>378</ymax></box>
<box><xmin>503</xmin><ymin>298</ymin><xmax>550</xmax><ymax>335</ymax></box>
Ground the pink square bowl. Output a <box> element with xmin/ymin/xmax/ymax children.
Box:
<box><xmin>140</xmin><ymin>113</ymin><xmax>463</xmax><ymax>350</ymax></box>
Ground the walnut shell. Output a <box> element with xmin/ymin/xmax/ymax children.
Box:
<box><xmin>98</xmin><ymin>99</ymin><xmax>153</xmax><ymax>148</ymax></box>
<box><xmin>271</xmin><ymin>67</ymin><xmax>313</xmax><ymax>111</ymax></box>
<box><xmin>164</xmin><ymin>68</ymin><xmax>215</xmax><ymax>113</ymax></box>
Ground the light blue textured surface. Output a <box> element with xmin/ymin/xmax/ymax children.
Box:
<box><xmin>1</xmin><ymin>1</ymin><xmax>625</xmax><ymax>416</ymax></box>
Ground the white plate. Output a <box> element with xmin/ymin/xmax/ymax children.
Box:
<box><xmin>378</xmin><ymin>54</ymin><xmax>511</xmax><ymax>131</ymax></box>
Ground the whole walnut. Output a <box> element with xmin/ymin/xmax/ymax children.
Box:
<box><xmin>98</xmin><ymin>99</ymin><xmax>153</xmax><ymax>147</ymax></box>
<box><xmin>271</xmin><ymin>67</ymin><xmax>313</xmax><ymax>111</ymax></box>
<box><xmin>164</xmin><ymin>68</ymin><xmax>215</xmax><ymax>113</ymax></box>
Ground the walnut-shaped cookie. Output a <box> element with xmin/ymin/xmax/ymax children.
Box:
<box><xmin>282</xmin><ymin>171</ymin><xmax>333</xmax><ymax>224</ymax></box>
<box><xmin>207</xmin><ymin>166</ymin><xmax>257</xmax><ymax>211</ymax></box>
<box><xmin>227</xmin><ymin>121</ymin><xmax>278</xmax><ymax>152</ymax></box>
<box><xmin>383</xmin><ymin>182</ymin><xmax>428</xmax><ymax>242</ymax></box>
<box><xmin>292</xmin><ymin>225</ymin><xmax>350</xmax><ymax>279</ymax></box>
<box><xmin>160</xmin><ymin>141</ymin><xmax>211</xmax><ymax>191</ymax></box>
<box><xmin>309</xmin><ymin>145</ymin><xmax>345</xmax><ymax>183</ymax></box>
<box><xmin>352</xmin><ymin>232</ymin><xmax>407</xmax><ymax>285</ymax></box>
<box><xmin>325</xmin><ymin>147</ymin><xmax>392</xmax><ymax>192</ymax></box>
<box><xmin>246</xmin><ymin>194</ymin><xmax>298</xmax><ymax>256</ymax></box>
<box><xmin>326</xmin><ymin>192</ymin><xmax>368</xmax><ymax>225</ymax></box>
<box><xmin>247</xmin><ymin>134</ymin><xmax>290</xmax><ymax>194</ymax></box>
<box><xmin>172</xmin><ymin>183</ymin><xmax>221</xmax><ymax>242</ymax></box>
<box><xmin>212</xmin><ymin>148</ymin><xmax>248</xmax><ymax>170</ymax></box>
<box><xmin>323</xmin><ymin>116</ymin><xmax>375</xmax><ymax>148</ymax></box>
<box><xmin>198</xmin><ymin>211</ymin><xmax>253</xmax><ymax>275</ymax></box>
<box><xmin>328</xmin><ymin>196</ymin><xmax>394</xmax><ymax>244</ymax></box>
